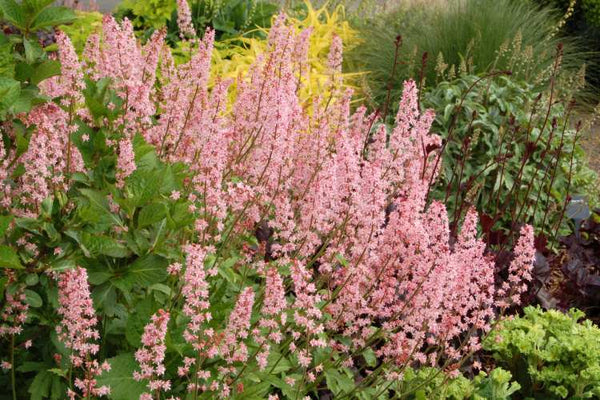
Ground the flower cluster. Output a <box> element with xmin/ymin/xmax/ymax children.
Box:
<box><xmin>0</xmin><ymin>271</ymin><xmax>28</xmax><ymax>338</ymax></box>
<box><xmin>56</xmin><ymin>267</ymin><xmax>110</xmax><ymax>398</ymax></box>
<box><xmin>134</xmin><ymin>309</ymin><xmax>171</xmax><ymax>397</ymax></box>
<box><xmin>0</xmin><ymin>9</ymin><xmax>538</xmax><ymax>398</ymax></box>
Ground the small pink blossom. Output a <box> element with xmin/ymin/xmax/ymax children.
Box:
<box><xmin>134</xmin><ymin>309</ymin><xmax>171</xmax><ymax>397</ymax></box>
<box><xmin>176</xmin><ymin>0</ymin><xmax>195</xmax><ymax>39</ymax></box>
<box><xmin>56</xmin><ymin>267</ymin><xmax>109</xmax><ymax>398</ymax></box>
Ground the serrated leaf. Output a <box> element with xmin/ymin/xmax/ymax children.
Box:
<box><xmin>0</xmin><ymin>245</ymin><xmax>23</xmax><ymax>269</ymax></box>
<box><xmin>324</xmin><ymin>368</ymin><xmax>355</xmax><ymax>396</ymax></box>
<box><xmin>116</xmin><ymin>254</ymin><xmax>168</xmax><ymax>290</ymax></box>
<box><xmin>95</xmin><ymin>353</ymin><xmax>147</xmax><ymax>400</ymax></box>
<box><xmin>78</xmin><ymin>188</ymin><xmax>123</xmax><ymax>227</ymax></box>
<box><xmin>0</xmin><ymin>76</ymin><xmax>21</xmax><ymax>108</ymax></box>
<box><xmin>88</xmin><ymin>268</ymin><xmax>112</xmax><ymax>285</ymax></box>
<box><xmin>11</xmin><ymin>85</ymin><xmax>41</xmax><ymax>114</ymax></box>
<box><xmin>23</xmin><ymin>0</ymin><xmax>55</xmax><ymax>11</ymax></box>
<box><xmin>23</xmin><ymin>39</ymin><xmax>44</xmax><ymax>64</ymax></box>
<box><xmin>15</xmin><ymin>61</ymin><xmax>34</xmax><ymax>81</ymax></box>
<box><xmin>30</xmin><ymin>6</ymin><xmax>75</xmax><ymax>30</ymax></box>
<box><xmin>363</xmin><ymin>348</ymin><xmax>377</xmax><ymax>367</ymax></box>
<box><xmin>80</xmin><ymin>233</ymin><xmax>130</xmax><ymax>258</ymax></box>
<box><xmin>127</xmin><ymin>169</ymin><xmax>163</xmax><ymax>207</ymax></box>
<box><xmin>235</xmin><ymin>381</ymin><xmax>271</xmax><ymax>399</ymax></box>
<box><xmin>149</xmin><ymin>283</ymin><xmax>171</xmax><ymax>295</ymax></box>
<box><xmin>0</xmin><ymin>0</ymin><xmax>26</xmax><ymax>29</ymax></box>
<box><xmin>267</xmin><ymin>350</ymin><xmax>292</xmax><ymax>374</ymax></box>
<box><xmin>137</xmin><ymin>202</ymin><xmax>167</xmax><ymax>228</ymax></box>
<box><xmin>17</xmin><ymin>361</ymin><xmax>46</xmax><ymax>373</ymax></box>
<box><xmin>92</xmin><ymin>283</ymin><xmax>117</xmax><ymax>316</ymax></box>
<box><xmin>125</xmin><ymin>297</ymin><xmax>155</xmax><ymax>346</ymax></box>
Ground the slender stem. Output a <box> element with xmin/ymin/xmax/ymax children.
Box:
<box><xmin>10</xmin><ymin>335</ymin><xmax>16</xmax><ymax>400</ymax></box>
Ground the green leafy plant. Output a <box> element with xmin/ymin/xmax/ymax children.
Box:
<box><xmin>54</xmin><ymin>10</ymin><xmax>103</xmax><ymax>54</ymax></box>
<box><xmin>114</xmin><ymin>0</ymin><xmax>175</xmax><ymax>30</ymax></box>
<box><xmin>0</xmin><ymin>0</ymin><xmax>75</xmax><ymax>118</ymax></box>
<box><xmin>399</xmin><ymin>366</ymin><xmax>521</xmax><ymax>400</ymax></box>
<box><xmin>350</xmin><ymin>0</ymin><xmax>589</xmax><ymax>110</ymax></box>
<box><xmin>484</xmin><ymin>306</ymin><xmax>600</xmax><ymax>399</ymax></box>
<box><xmin>0</xmin><ymin>0</ymin><xmax>75</xmax><ymax>37</ymax></box>
<box><xmin>423</xmin><ymin>74</ymin><xmax>598</xmax><ymax>242</ymax></box>
<box><xmin>115</xmin><ymin>0</ymin><xmax>280</xmax><ymax>44</ymax></box>
<box><xmin>166</xmin><ymin>0</ymin><xmax>279</xmax><ymax>43</ymax></box>
<box><xmin>0</xmin><ymin>13</ymin><xmax>540</xmax><ymax>400</ymax></box>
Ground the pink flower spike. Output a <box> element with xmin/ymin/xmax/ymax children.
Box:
<box><xmin>134</xmin><ymin>309</ymin><xmax>171</xmax><ymax>397</ymax></box>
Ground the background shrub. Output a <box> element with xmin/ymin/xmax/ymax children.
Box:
<box><xmin>484</xmin><ymin>306</ymin><xmax>600</xmax><ymax>399</ymax></box>
<box><xmin>350</xmin><ymin>0</ymin><xmax>589</xmax><ymax>109</ymax></box>
<box><xmin>424</xmin><ymin>74</ymin><xmax>597</xmax><ymax>241</ymax></box>
<box><xmin>115</xmin><ymin>0</ymin><xmax>280</xmax><ymax>43</ymax></box>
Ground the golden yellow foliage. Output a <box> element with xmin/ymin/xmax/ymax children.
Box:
<box><xmin>174</xmin><ymin>1</ymin><xmax>362</xmax><ymax>104</ymax></box>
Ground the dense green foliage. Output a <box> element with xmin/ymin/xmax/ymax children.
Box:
<box><xmin>424</xmin><ymin>74</ymin><xmax>597</xmax><ymax>239</ymax></box>
<box><xmin>350</xmin><ymin>0</ymin><xmax>588</xmax><ymax>108</ymax></box>
<box><xmin>0</xmin><ymin>129</ymin><xmax>194</xmax><ymax>399</ymax></box>
<box><xmin>484</xmin><ymin>306</ymin><xmax>600</xmax><ymax>399</ymax></box>
<box><xmin>399</xmin><ymin>367</ymin><xmax>520</xmax><ymax>400</ymax></box>
<box><xmin>0</xmin><ymin>0</ymin><xmax>73</xmax><ymax>117</ymax></box>
<box><xmin>115</xmin><ymin>0</ymin><xmax>279</xmax><ymax>43</ymax></box>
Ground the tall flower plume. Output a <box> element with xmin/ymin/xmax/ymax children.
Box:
<box><xmin>56</xmin><ymin>267</ymin><xmax>110</xmax><ymax>398</ymax></box>
<box><xmin>134</xmin><ymin>309</ymin><xmax>171</xmax><ymax>397</ymax></box>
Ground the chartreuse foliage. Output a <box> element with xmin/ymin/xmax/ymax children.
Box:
<box><xmin>114</xmin><ymin>0</ymin><xmax>175</xmax><ymax>30</ymax></box>
<box><xmin>200</xmin><ymin>1</ymin><xmax>363</xmax><ymax>103</ymax></box>
<box><xmin>398</xmin><ymin>366</ymin><xmax>520</xmax><ymax>400</ymax></box>
<box><xmin>484</xmin><ymin>306</ymin><xmax>600</xmax><ymax>399</ymax></box>
<box><xmin>115</xmin><ymin>0</ymin><xmax>280</xmax><ymax>43</ymax></box>
<box><xmin>54</xmin><ymin>10</ymin><xmax>103</xmax><ymax>54</ymax></box>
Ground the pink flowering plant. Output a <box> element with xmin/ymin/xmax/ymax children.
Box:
<box><xmin>0</xmin><ymin>8</ymin><xmax>536</xmax><ymax>400</ymax></box>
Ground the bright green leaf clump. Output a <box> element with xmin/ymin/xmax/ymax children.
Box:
<box><xmin>484</xmin><ymin>306</ymin><xmax>600</xmax><ymax>399</ymax></box>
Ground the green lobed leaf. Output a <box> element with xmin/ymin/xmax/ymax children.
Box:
<box><xmin>0</xmin><ymin>76</ymin><xmax>21</xmax><ymax>108</ymax></box>
<box><xmin>115</xmin><ymin>254</ymin><xmax>168</xmax><ymax>291</ymax></box>
<box><xmin>28</xmin><ymin>370</ymin><xmax>52</xmax><ymax>400</ymax></box>
<box><xmin>125</xmin><ymin>296</ymin><xmax>155</xmax><ymax>346</ymax></box>
<box><xmin>79</xmin><ymin>233</ymin><xmax>131</xmax><ymax>258</ymax></box>
<box><xmin>137</xmin><ymin>202</ymin><xmax>167</xmax><ymax>228</ymax></box>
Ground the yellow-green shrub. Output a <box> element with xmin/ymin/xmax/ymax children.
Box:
<box><xmin>57</xmin><ymin>11</ymin><xmax>103</xmax><ymax>54</ymax></box>
<box><xmin>174</xmin><ymin>1</ymin><xmax>362</xmax><ymax>104</ymax></box>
